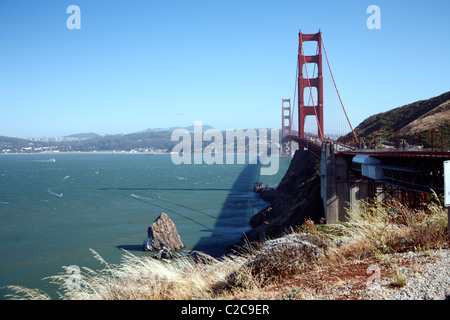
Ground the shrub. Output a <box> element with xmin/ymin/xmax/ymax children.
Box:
<box><xmin>345</xmin><ymin>199</ymin><xmax>448</xmax><ymax>253</ymax></box>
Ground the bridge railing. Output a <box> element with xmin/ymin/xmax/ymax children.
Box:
<box><xmin>280</xmin><ymin>133</ymin><xmax>450</xmax><ymax>160</ymax></box>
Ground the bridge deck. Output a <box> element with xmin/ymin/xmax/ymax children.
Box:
<box><xmin>339</xmin><ymin>149</ymin><xmax>450</xmax><ymax>160</ymax></box>
<box><xmin>282</xmin><ymin>135</ymin><xmax>450</xmax><ymax>160</ymax></box>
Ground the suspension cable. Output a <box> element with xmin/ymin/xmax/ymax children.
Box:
<box><xmin>321</xmin><ymin>35</ymin><xmax>359</xmax><ymax>143</ymax></box>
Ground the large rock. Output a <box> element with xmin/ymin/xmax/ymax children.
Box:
<box><xmin>227</xmin><ymin>233</ymin><xmax>327</xmax><ymax>286</ymax></box>
<box><xmin>143</xmin><ymin>212</ymin><xmax>184</xmax><ymax>252</ymax></box>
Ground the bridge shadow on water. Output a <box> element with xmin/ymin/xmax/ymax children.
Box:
<box><xmin>114</xmin><ymin>164</ymin><xmax>261</xmax><ymax>257</ymax></box>
<box><xmin>191</xmin><ymin>163</ymin><xmax>260</xmax><ymax>257</ymax></box>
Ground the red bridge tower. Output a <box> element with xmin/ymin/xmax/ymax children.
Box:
<box><xmin>298</xmin><ymin>30</ymin><xmax>324</xmax><ymax>141</ymax></box>
<box><xmin>281</xmin><ymin>98</ymin><xmax>293</xmax><ymax>156</ymax></box>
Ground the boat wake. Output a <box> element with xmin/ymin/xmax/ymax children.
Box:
<box><xmin>131</xmin><ymin>193</ymin><xmax>148</xmax><ymax>200</ymax></box>
<box><xmin>33</xmin><ymin>159</ymin><xmax>56</xmax><ymax>163</ymax></box>
<box><xmin>48</xmin><ymin>188</ymin><xmax>63</xmax><ymax>198</ymax></box>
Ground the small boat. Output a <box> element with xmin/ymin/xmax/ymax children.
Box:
<box><xmin>49</xmin><ymin>158</ymin><xmax>56</xmax><ymax>162</ymax></box>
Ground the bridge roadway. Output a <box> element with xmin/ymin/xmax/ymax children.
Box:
<box><xmin>288</xmin><ymin>137</ymin><xmax>450</xmax><ymax>223</ymax></box>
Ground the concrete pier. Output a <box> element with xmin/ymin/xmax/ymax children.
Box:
<box><xmin>320</xmin><ymin>141</ymin><xmax>368</xmax><ymax>223</ymax></box>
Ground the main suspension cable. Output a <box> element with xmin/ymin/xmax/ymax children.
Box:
<box><xmin>321</xmin><ymin>35</ymin><xmax>359</xmax><ymax>143</ymax></box>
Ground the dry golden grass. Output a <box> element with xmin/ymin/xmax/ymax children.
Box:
<box><xmin>44</xmin><ymin>250</ymin><xmax>248</xmax><ymax>300</ymax></box>
<box><xmin>4</xmin><ymin>198</ymin><xmax>448</xmax><ymax>300</ymax></box>
<box><xmin>3</xmin><ymin>285</ymin><xmax>51</xmax><ymax>300</ymax></box>
<box><xmin>344</xmin><ymin>197</ymin><xmax>448</xmax><ymax>253</ymax></box>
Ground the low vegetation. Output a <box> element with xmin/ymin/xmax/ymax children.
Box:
<box><xmin>4</xmin><ymin>198</ymin><xmax>448</xmax><ymax>300</ymax></box>
<box><xmin>341</xmin><ymin>91</ymin><xmax>450</xmax><ymax>149</ymax></box>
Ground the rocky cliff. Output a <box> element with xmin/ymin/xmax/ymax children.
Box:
<box><xmin>242</xmin><ymin>149</ymin><xmax>325</xmax><ymax>244</ymax></box>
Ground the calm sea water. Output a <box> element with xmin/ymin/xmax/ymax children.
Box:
<box><xmin>0</xmin><ymin>153</ymin><xmax>290</xmax><ymax>299</ymax></box>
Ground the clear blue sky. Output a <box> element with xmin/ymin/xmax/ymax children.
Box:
<box><xmin>0</xmin><ymin>0</ymin><xmax>449</xmax><ymax>138</ymax></box>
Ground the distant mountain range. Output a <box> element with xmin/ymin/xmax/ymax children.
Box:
<box><xmin>139</xmin><ymin>124</ymin><xmax>214</xmax><ymax>133</ymax></box>
<box><xmin>0</xmin><ymin>127</ymin><xmax>185</xmax><ymax>153</ymax></box>
<box><xmin>0</xmin><ymin>124</ymin><xmax>241</xmax><ymax>153</ymax></box>
<box><xmin>3</xmin><ymin>91</ymin><xmax>449</xmax><ymax>154</ymax></box>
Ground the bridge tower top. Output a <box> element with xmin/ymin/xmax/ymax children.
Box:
<box><xmin>282</xmin><ymin>98</ymin><xmax>292</xmax><ymax>138</ymax></box>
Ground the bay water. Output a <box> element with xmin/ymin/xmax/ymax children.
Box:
<box><xmin>0</xmin><ymin>153</ymin><xmax>290</xmax><ymax>299</ymax></box>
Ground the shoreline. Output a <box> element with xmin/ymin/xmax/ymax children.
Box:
<box><xmin>1</xmin><ymin>151</ymin><xmax>288</xmax><ymax>156</ymax></box>
<box><xmin>0</xmin><ymin>151</ymin><xmax>171</xmax><ymax>156</ymax></box>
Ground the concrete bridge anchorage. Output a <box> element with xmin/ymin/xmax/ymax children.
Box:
<box><xmin>319</xmin><ymin>140</ymin><xmax>449</xmax><ymax>223</ymax></box>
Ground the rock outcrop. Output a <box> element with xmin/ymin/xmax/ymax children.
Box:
<box><xmin>228</xmin><ymin>233</ymin><xmax>328</xmax><ymax>286</ymax></box>
<box><xmin>143</xmin><ymin>212</ymin><xmax>184</xmax><ymax>252</ymax></box>
<box><xmin>247</xmin><ymin>233</ymin><xmax>327</xmax><ymax>280</ymax></box>
<box><xmin>153</xmin><ymin>247</ymin><xmax>174</xmax><ymax>259</ymax></box>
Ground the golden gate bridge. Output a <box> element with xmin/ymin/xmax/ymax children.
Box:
<box><xmin>280</xmin><ymin>30</ymin><xmax>450</xmax><ymax>222</ymax></box>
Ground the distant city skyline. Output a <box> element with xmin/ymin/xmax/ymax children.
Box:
<box><xmin>1</xmin><ymin>0</ymin><xmax>449</xmax><ymax>138</ymax></box>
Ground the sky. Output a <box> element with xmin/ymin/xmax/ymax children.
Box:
<box><xmin>0</xmin><ymin>0</ymin><xmax>449</xmax><ymax>138</ymax></box>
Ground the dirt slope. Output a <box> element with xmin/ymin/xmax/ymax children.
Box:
<box><xmin>345</xmin><ymin>91</ymin><xmax>450</xmax><ymax>149</ymax></box>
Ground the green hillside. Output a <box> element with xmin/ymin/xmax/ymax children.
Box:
<box><xmin>343</xmin><ymin>91</ymin><xmax>450</xmax><ymax>150</ymax></box>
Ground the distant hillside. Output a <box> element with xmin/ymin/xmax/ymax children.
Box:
<box><xmin>343</xmin><ymin>91</ymin><xmax>450</xmax><ymax>149</ymax></box>
<box><xmin>0</xmin><ymin>129</ymin><xmax>177</xmax><ymax>153</ymax></box>
<box><xmin>1</xmin><ymin>124</ymin><xmax>275</xmax><ymax>154</ymax></box>
<box><xmin>64</xmin><ymin>133</ymin><xmax>103</xmax><ymax>140</ymax></box>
